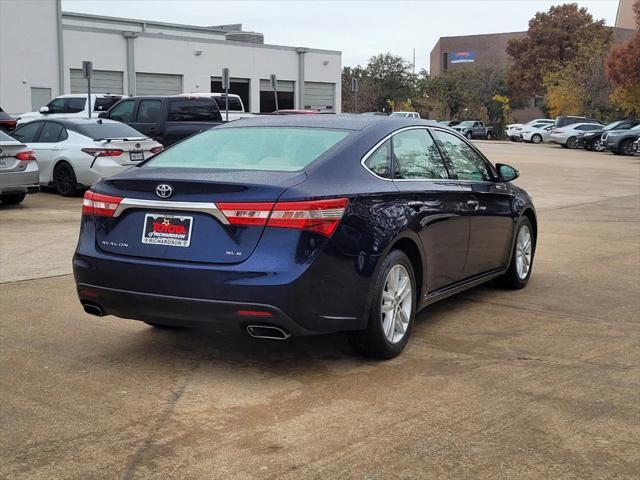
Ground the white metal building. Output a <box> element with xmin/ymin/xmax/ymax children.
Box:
<box><xmin>0</xmin><ymin>0</ymin><xmax>342</xmax><ymax>116</ymax></box>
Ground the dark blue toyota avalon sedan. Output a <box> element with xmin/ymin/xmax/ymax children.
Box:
<box><xmin>74</xmin><ymin>115</ymin><xmax>536</xmax><ymax>358</ymax></box>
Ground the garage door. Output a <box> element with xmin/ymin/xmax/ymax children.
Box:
<box><xmin>136</xmin><ymin>73</ymin><xmax>182</xmax><ymax>96</ymax></box>
<box><xmin>259</xmin><ymin>79</ymin><xmax>294</xmax><ymax>112</ymax></box>
<box><xmin>304</xmin><ymin>82</ymin><xmax>335</xmax><ymax>111</ymax></box>
<box><xmin>70</xmin><ymin>69</ymin><xmax>123</xmax><ymax>95</ymax></box>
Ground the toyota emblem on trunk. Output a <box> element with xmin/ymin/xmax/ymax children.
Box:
<box><xmin>156</xmin><ymin>184</ymin><xmax>173</xmax><ymax>198</ymax></box>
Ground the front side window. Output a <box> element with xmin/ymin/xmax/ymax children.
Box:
<box><xmin>136</xmin><ymin>100</ymin><xmax>162</xmax><ymax>123</ymax></box>
<box><xmin>145</xmin><ymin>127</ymin><xmax>349</xmax><ymax>172</ymax></box>
<box><xmin>364</xmin><ymin>139</ymin><xmax>391</xmax><ymax>178</ymax></box>
<box><xmin>65</xmin><ymin>98</ymin><xmax>86</xmax><ymax>113</ymax></box>
<box><xmin>432</xmin><ymin>130</ymin><xmax>492</xmax><ymax>182</ymax></box>
<box><xmin>47</xmin><ymin>98</ymin><xmax>66</xmax><ymax>114</ymax></box>
<box><xmin>11</xmin><ymin>121</ymin><xmax>43</xmax><ymax>143</ymax></box>
<box><xmin>167</xmin><ymin>100</ymin><xmax>222</xmax><ymax>122</ymax></box>
<box><xmin>393</xmin><ymin>129</ymin><xmax>448</xmax><ymax>180</ymax></box>
<box><xmin>108</xmin><ymin>100</ymin><xmax>135</xmax><ymax>123</ymax></box>
<box><xmin>38</xmin><ymin>122</ymin><xmax>64</xmax><ymax>143</ymax></box>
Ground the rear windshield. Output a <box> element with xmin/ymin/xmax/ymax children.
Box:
<box><xmin>74</xmin><ymin>122</ymin><xmax>146</xmax><ymax>140</ymax></box>
<box><xmin>167</xmin><ymin>100</ymin><xmax>222</xmax><ymax>122</ymax></box>
<box><xmin>0</xmin><ymin>130</ymin><xmax>16</xmax><ymax>142</ymax></box>
<box><xmin>212</xmin><ymin>96</ymin><xmax>244</xmax><ymax>112</ymax></box>
<box><xmin>145</xmin><ymin>127</ymin><xmax>349</xmax><ymax>171</ymax></box>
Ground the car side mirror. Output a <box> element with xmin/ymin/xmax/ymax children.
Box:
<box><xmin>496</xmin><ymin>163</ymin><xmax>519</xmax><ymax>182</ymax></box>
<box><xmin>39</xmin><ymin>106</ymin><xmax>50</xmax><ymax>114</ymax></box>
<box><xmin>98</xmin><ymin>112</ymin><xmax>108</xmax><ymax>119</ymax></box>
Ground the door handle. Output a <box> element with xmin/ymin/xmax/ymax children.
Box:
<box><xmin>408</xmin><ymin>201</ymin><xmax>425</xmax><ymax>210</ymax></box>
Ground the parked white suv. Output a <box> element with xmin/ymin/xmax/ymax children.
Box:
<box><xmin>17</xmin><ymin>94</ymin><xmax>123</xmax><ymax>126</ymax></box>
<box><xmin>181</xmin><ymin>93</ymin><xmax>252</xmax><ymax>122</ymax></box>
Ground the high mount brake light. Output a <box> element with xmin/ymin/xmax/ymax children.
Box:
<box><xmin>82</xmin><ymin>190</ymin><xmax>123</xmax><ymax>217</ymax></box>
<box><xmin>15</xmin><ymin>151</ymin><xmax>36</xmax><ymax>161</ymax></box>
<box><xmin>82</xmin><ymin>148</ymin><xmax>124</xmax><ymax>157</ymax></box>
<box><xmin>218</xmin><ymin>198</ymin><xmax>349</xmax><ymax>237</ymax></box>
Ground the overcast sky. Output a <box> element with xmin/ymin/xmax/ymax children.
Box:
<box><xmin>62</xmin><ymin>0</ymin><xmax>620</xmax><ymax>71</ymax></box>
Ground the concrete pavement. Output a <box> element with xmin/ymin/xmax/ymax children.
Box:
<box><xmin>1</xmin><ymin>142</ymin><xmax>639</xmax><ymax>479</ymax></box>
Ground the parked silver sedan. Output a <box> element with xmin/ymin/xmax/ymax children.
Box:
<box><xmin>0</xmin><ymin>130</ymin><xmax>39</xmax><ymax>205</ymax></box>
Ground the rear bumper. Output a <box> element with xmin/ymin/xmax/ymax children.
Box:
<box><xmin>73</xmin><ymin>220</ymin><xmax>377</xmax><ymax>335</ymax></box>
<box><xmin>77</xmin><ymin>282</ymin><xmax>318</xmax><ymax>336</ymax></box>
<box><xmin>0</xmin><ymin>168</ymin><xmax>40</xmax><ymax>194</ymax></box>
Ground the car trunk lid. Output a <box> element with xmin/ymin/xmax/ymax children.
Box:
<box><xmin>90</xmin><ymin>167</ymin><xmax>307</xmax><ymax>264</ymax></box>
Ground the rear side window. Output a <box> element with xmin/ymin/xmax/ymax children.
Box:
<box><xmin>212</xmin><ymin>96</ymin><xmax>244</xmax><ymax>112</ymax></box>
<box><xmin>74</xmin><ymin>122</ymin><xmax>145</xmax><ymax>140</ymax></box>
<box><xmin>167</xmin><ymin>100</ymin><xmax>222</xmax><ymax>122</ymax></box>
<box><xmin>66</xmin><ymin>98</ymin><xmax>86</xmax><ymax>113</ymax></box>
<box><xmin>145</xmin><ymin>127</ymin><xmax>349</xmax><ymax>171</ymax></box>
<box><xmin>11</xmin><ymin>121</ymin><xmax>43</xmax><ymax>143</ymax></box>
<box><xmin>94</xmin><ymin>97</ymin><xmax>121</xmax><ymax>112</ymax></box>
<box><xmin>392</xmin><ymin>129</ymin><xmax>448</xmax><ymax>180</ymax></box>
<box><xmin>137</xmin><ymin>100</ymin><xmax>162</xmax><ymax>123</ymax></box>
<box><xmin>38</xmin><ymin>123</ymin><xmax>64</xmax><ymax>143</ymax></box>
<box><xmin>364</xmin><ymin>139</ymin><xmax>392</xmax><ymax>178</ymax></box>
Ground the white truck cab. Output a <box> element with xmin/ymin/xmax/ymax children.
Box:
<box><xmin>17</xmin><ymin>94</ymin><xmax>123</xmax><ymax>126</ymax></box>
<box><xmin>181</xmin><ymin>93</ymin><xmax>253</xmax><ymax>122</ymax></box>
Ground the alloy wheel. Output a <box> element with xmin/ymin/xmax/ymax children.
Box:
<box><xmin>55</xmin><ymin>164</ymin><xmax>75</xmax><ymax>196</ymax></box>
<box><xmin>532</xmin><ymin>134</ymin><xmax>542</xmax><ymax>144</ymax></box>
<box><xmin>566</xmin><ymin>137</ymin><xmax>577</xmax><ymax>149</ymax></box>
<box><xmin>621</xmin><ymin>140</ymin><xmax>634</xmax><ymax>156</ymax></box>
<box><xmin>594</xmin><ymin>139</ymin><xmax>605</xmax><ymax>152</ymax></box>
<box><xmin>380</xmin><ymin>264</ymin><xmax>412</xmax><ymax>344</ymax></box>
<box><xmin>515</xmin><ymin>225</ymin><xmax>532</xmax><ymax>280</ymax></box>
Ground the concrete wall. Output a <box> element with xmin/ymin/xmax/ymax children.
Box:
<box><xmin>429</xmin><ymin>32</ymin><xmax>526</xmax><ymax>76</ymax></box>
<box><xmin>0</xmin><ymin>0</ymin><xmax>61</xmax><ymax>115</ymax></box>
<box><xmin>615</xmin><ymin>0</ymin><xmax>638</xmax><ymax>29</ymax></box>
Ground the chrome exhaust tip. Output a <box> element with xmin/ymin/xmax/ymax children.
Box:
<box><xmin>82</xmin><ymin>303</ymin><xmax>104</xmax><ymax>317</ymax></box>
<box><xmin>246</xmin><ymin>325</ymin><xmax>291</xmax><ymax>341</ymax></box>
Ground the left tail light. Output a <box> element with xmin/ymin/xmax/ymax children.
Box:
<box><xmin>82</xmin><ymin>148</ymin><xmax>124</xmax><ymax>157</ymax></box>
<box><xmin>82</xmin><ymin>190</ymin><xmax>123</xmax><ymax>217</ymax></box>
<box><xmin>15</xmin><ymin>151</ymin><xmax>36</xmax><ymax>161</ymax></box>
<box><xmin>219</xmin><ymin>198</ymin><xmax>349</xmax><ymax>237</ymax></box>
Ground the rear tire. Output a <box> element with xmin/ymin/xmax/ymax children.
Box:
<box><xmin>465</xmin><ymin>131</ymin><xmax>473</xmax><ymax>140</ymax></box>
<box><xmin>485</xmin><ymin>131</ymin><xmax>493</xmax><ymax>140</ymax></box>
<box><xmin>566</xmin><ymin>137</ymin><xmax>578</xmax><ymax>149</ymax></box>
<box><xmin>531</xmin><ymin>134</ymin><xmax>542</xmax><ymax>144</ymax></box>
<box><xmin>348</xmin><ymin>250</ymin><xmax>416</xmax><ymax>359</ymax></box>
<box><xmin>53</xmin><ymin>162</ymin><xmax>78</xmax><ymax>197</ymax></box>
<box><xmin>1</xmin><ymin>193</ymin><xmax>26</xmax><ymax>205</ymax></box>
<box><xmin>495</xmin><ymin>218</ymin><xmax>535</xmax><ymax>290</ymax></box>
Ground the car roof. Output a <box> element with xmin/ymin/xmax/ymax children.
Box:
<box><xmin>182</xmin><ymin>93</ymin><xmax>241</xmax><ymax>98</ymax></box>
<box><xmin>56</xmin><ymin>94</ymin><xmax>122</xmax><ymax>99</ymax></box>
<box><xmin>221</xmin><ymin>114</ymin><xmax>437</xmax><ymax>131</ymax></box>
<box><xmin>41</xmin><ymin>118</ymin><xmax>123</xmax><ymax>127</ymax></box>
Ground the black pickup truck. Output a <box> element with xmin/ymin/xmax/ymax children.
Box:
<box><xmin>99</xmin><ymin>96</ymin><xmax>222</xmax><ymax>147</ymax></box>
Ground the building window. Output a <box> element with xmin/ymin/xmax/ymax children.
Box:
<box><xmin>442</xmin><ymin>52</ymin><xmax>448</xmax><ymax>71</ymax></box>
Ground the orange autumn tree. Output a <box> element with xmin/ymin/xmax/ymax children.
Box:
<box><xmin>606</xmin><ymin>1</ymin><xmax>640</xmax><ymax>116</ymax></box>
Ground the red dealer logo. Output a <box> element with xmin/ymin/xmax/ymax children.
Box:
<box><xmin>153</xmin><ymin>220</ymin><xmax>187</xmax><ymax>235</ymax></box>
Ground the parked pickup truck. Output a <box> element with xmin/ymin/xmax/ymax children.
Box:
<box><xmin>17</xmin><ymin>94</ymin><xmax>123</xmax><ymax>126</ymax></box>
<box><xmin>99</xmin><ymin>96</ymin><xmax>222</xmax><ymax>147</ymax></box>
<box><xmin>182</xmin><ymin>93</ymin><xmax>253</xmax><ymax>122</ymax></box>
<box><xmin>453</xmin><ymin>121</ymin><xmax>494</xmax><ymax>140</ymax></box>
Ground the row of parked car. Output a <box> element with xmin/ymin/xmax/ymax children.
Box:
<box><xmin>505</xmin><ymin>116</ymin><xmax>640</xmax><ymax>156</ymax></box>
